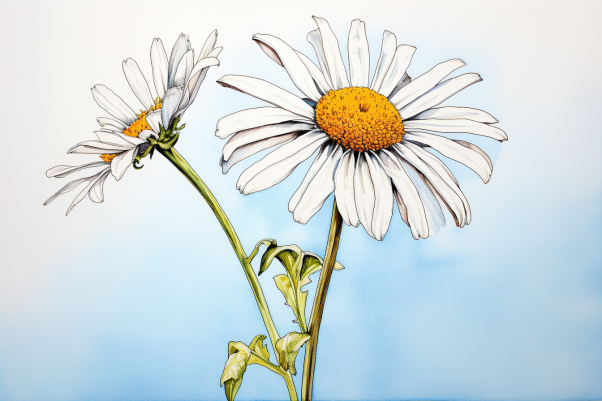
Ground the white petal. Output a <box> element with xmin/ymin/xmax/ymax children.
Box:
<box><xmin>168</xmin><ymin>33</ymin><xmax>191</xmax><ymax>88</ymax></box>
<box><xmin>370</xmin><ymin>31</ymin><xmax>397</xmax><ymax>93</ymax></box>
<box><xmin>88</xmin><ymin>169</ymin><xmax>111</xmax><ymax>203</ymax></box>
<box><xmin>393</xmin><ymin>143</ymin><xmax>467</xmax><ymax>227</ymax></box>
<box><xmin>161</xmin><ymin>86</ymin><xmax>185</xmax><ymax>129</ymax></box>
<box><xmin>122</xmin><ymin>58</ymin><xmax>154</xmax><ymax>109</ymax></box>
<box><xmin>46</xmin><ymin>161</ymin><xmax>108</xmax><ymax>178</ymax></box>
<box><xmin>388</xmin><ymin>73</ymin><xmax>411</xmax><ymax>99</ymax></box>
<box><xmin>198</xmin><ymin>29</ymin><xmax>218</xmax><ymax>61</ymax></box>
<box><xmin>150</xmin><ymin>38</ymin><xmax>169</xmax><ymax>98</ymax></box>
<box><xmin>237</xmin><ymin>131</ymin><xmax>328</xmax><ymax>194</ymax></box>
<box><xmin>365</xmin><ymin>153</ymin><xmax>394</xmax><ymax>240</ymax></box>
<box><xmin>399</xmin><ymin>73</ymin><xmax>483</xmax><ymax>119</ymax></box>
<box><xmin>173</xmin><ymin>49</ymin><xmax>195</xmax><ymax>87</ymax></box>
<box><xmin>44</xmin><ymin>175</ymin><xmax>94</xmax><ymax>206</ymax></box>
<box><xmin>137</xmin><ymin>130</ymin><xmax>154</xmax><ymax>141</ymax></box>
<box><xmin>217</xmin><ymin>75</ymin><xmax>315</xmax><ymax>119</ymax></box>
<box><xmin>68</xmin><ymin>140</ymin><xmax>133</xmax><ymax>155</ymax></box>
<box><xmin>208</xmin><ymin>46</ymin><xmax>222</xmax><ymax>58</ymax></box>
<box><xmin>294</xmin><ymin>50</ymin><xmax>331</xmax><ymax>94</ymax></box>
<box><xmin>224</xmin><ymin>122</ymin><xmax>315</xmax><ymax>161</ymax></box>
<box><xmin>377</xmin><ymin>149</ymin><xmax>429</xmax><ymax>239</ymax></box>
<box><xmin>348</xmin><ymin>19</ymin><xmax>369</xmax><ymax>87</ymax></box>
<box><xmin>254</xmin><ymin>34</ymin><xmax>323</xmax><ymax>101</ymax></box>
<box><xmin>65</xmin><ymin>169</ymin><xmax>111</xmax><ymax>215</ymax></box>
<box><xmin>110</xmin><ymin>147</ymin><xmax>137</xmax><ymax>181</ymax></box>
<box><xmin>97</xmin><ymin>117</ymin><xmax>126</xmax><ymax>131</ymax></box>
<box><xmin>289</xmin><ymin>143</ymin><xmax>333</xmax><ymax>212</ymax></box>
<box><xmin>354</xmin><ymin>153</ymin><xmax>376</xmax><ymax>238</ymax></box>
<box><xmin>293</xmin><ymin>145</ymin><xmax>343</xmax><ymax>224</ymax></box>
<box><xmin>404</xmin><ymin>131</ymin><xmax>493</xmax><ymax>183</ymax></box>
<box><xmin>91</xmin><ymin>85</ymin><xmax>137</xmax><ymax>126</ymax></box>
<box><xmin>401</xmin><ymin>160</ymin><xmax>445</xmax><ymax>233</ymax></box>
<box><xmin>312</xmin><ymin>16</ymin><xmax>349</xmax><ymax>89</ymax></box>
<box><xmin>334</xmin><ymin>150</ymin><xmax>359</xmax><ymax>227</ymax></box>
<box><xmin>379</xmin><ymin>45</ymin><xmax>416</xmax><ymax>97</ymax></box>
<box><xmin>390</xmin><ymin>59</ymin><xmax>466</xmax><ymax>109</ymax></box>
<box><xmin>216</xmin><ymin>107</ymin><xmax>312</xmax><ymax>139</ymax></box>
<box><xmin>177</xmin><ymin>58</ymin><xmax>219</xmax><ymax>116</ymax></box>
<box><xmin>307</xmin><ymin>29</ymin><xmax>334</xmax><ymax>89</ymax></box>
<box><xmin>454</xmin><ymin>139</ymin><xmax>493</xmax><ymax>171</ymax></box>
<box><xmin>412</xmin><ymin>106</ymin><xmax>498</xmax><ymax>124</ymax></box>
<box><xmin>145</xmin><ymin>110</ymin><xmax>162</xmax><ymax>134</ymax></box>
<box><xmin>405</xmin><ymin>118</ymin><xmax>507</xmax><ymax>141</ymax></box>
<box><xmin>221</xmin><ymin>133</ymin><xmax>298</xmax><ymax>174</ymax></box>
<box><xmin>95</xmin><ymin>131</ymin><xmax>145</xmax><ymax>146</ymax></box>
<box><xmin>187</xmin><ymin>57</ymin><xmax>220</xmax><ymax>88</ymax></box>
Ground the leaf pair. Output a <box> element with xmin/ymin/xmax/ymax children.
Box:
<box><xmin>258</xmin><ymin>241</ymin><xmax>344</xmax><ymax>333</ymax></box>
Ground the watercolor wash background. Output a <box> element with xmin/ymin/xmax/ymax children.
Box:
<box><xmin>1</xmin><ymin>0</ymin><xmax>601</xmax><ymax>400</ymax></box>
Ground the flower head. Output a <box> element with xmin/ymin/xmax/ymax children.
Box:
<box><xmin>45</xmin><ymin>31</ymin><xmax>221</xmax><ymax>215</ymax></box>
<box><xmin>216</xmin><ymin>17</ymin><xmax>507</xmax><ymax>240</ymax></box>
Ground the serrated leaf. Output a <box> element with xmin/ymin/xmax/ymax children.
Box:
<box><xmin>249</xmin><ymin>334</ymin><xmax>269</xmax><ymax>360</ymax></box>
<box><xmin>275</xmin><ymin>332</ymin><xmax>310</xmax><ymax>375</ymax></box>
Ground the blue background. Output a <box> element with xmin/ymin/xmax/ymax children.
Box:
<box><xmin>1</xmin><ymin>0</ymin><xmax>601</xmax><ymax>400</ymax></box>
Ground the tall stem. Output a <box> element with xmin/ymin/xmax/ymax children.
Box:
<box><xmin>301</xmin><ymin>201</ymin><xmax>343</xmax><ymax>400</ymax></box>
<box><xmin>158</xmin><ymin>147</ymin><xmax>297</xmax><ymax>401</ymax></box>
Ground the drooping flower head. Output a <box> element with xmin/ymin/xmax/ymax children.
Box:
<box><xmin>216</xmin><ymin>17</ymin><xmax>507</xmax><ymax>240</ymax></box>
<box><xmin>45</xmin><ymin>32</ymin><xmax>221</xmax><ymax>214</ymax></box>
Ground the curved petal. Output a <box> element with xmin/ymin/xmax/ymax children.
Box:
<box><xmin>307</xmin><ymin>28</ymin><xmax>334</xmax><ymax>89</ymax></box>
<box><xmin>312</xmin><ymin>16</ymin><xmax>349</xmax><ymax>89</ymax></box>
<box><xmin>254</xmin><ymin>34</ymin><xmax>323</xmax><ymax>101</ymax></box>
<box><xmin>370</xmin><ymin>30</ymin><xmax>397</xmax><ymax>93</ymax></box>
<box><xmin>379</xmin><ymin>45</ymin><xmax>416</xmax><ymax>97</ymax></box>
<box><xmin>68</xmin><ymin>140</ymin><xmax>133</xmax><ymax>155</ymax></box>
<box><xmin>354</xmin><ymin>153</ymin><xmax>376</xmax><ymax>238</ymax></box>
<box><xmin>334</xmin><ymin>150</ymin><xmax>359</xmax><ymax>227</ymax></box>
<box><xmin>404</xmin><ymin>118</ymin><xmax>507</xmax><ymax>141</ymax></box>
<box><xmin>91</xmin><ymin>85</ymin><xmax>137</xmax><ymax>126</ymax></box>
<box><xmin>393</xmin><ymin>143</ymin><xmax>467</xmax><ymax>227</ymax></box>
<box><xmin>44</xmin><ymin>175</ymin><xmax>94</xmax><ymax>206</ymax></box>
<box><xmin>198</xmin><ymin>29</ymin><xmax>218</xmax><ymax>61</ymax></box>
<box><xmin>122</xmin><ymin>58</ymin><xmax>154</xmax><ymax>109</ymax></box>
<box><xmin>348</xmin><ymin>19</ymin><xmax>369</xmax><ymax>87</ymax></box>
<box><xmin>366</xmin><ymin>152</ymin><xmax>394</xmax><ymax>240</ymax></box>
<box><xmin>289</xmin><ymin>143</ymin><xmax>333</xmax><ymax>212</ymax></box>
<box><xmin>398</xmin><ymin>73</ymin><xmax>482</xmax><ymax>119</ymax></box>
<box><xmin>412</xmin><ymin>106</ymin><xmax>498</xmax><ymax>124</ymax></box>
<box><xmin>150</xmin><ymin>38</ymin><xmax>169</xmax><ymax>98</ymax></box>
<box><xmin>293</xmin><ymin>145</ymin><xmax>343</xmax><ymax>224</ymax></box>
<box><xmin>224</xmin><ymin>122</ymin><xmax>315</xmax><ymax>161</ymax></box>
<box><xmin>377</xmin><ymin>149</ymin><xmax>429</xmax><ymax>239</ymax></box>
<box><xmin>88</xmin><ymin>169</ymin><xmax>111</xmax><ymax>203</ymax></box>
<box><xmin>168</xmin><ymin>33</ymin><xmax>191</xmax><ymax>88</ymax></box>
<box><xmin>97</xmin><ymin>117</ymin><xmax>126</xmax><ymax>131</ymax></box>
<box><xmin>390</xmin><ymin>59</ymin><xmax>465</xmax><ymax>109</ymax></box>
<box><xmin>65</xmin><ymin>169</ymin><xmax>111</xmax><ymax>215</ymax></box>
<box><xmin>216</xmin><ymin>107</ymin><xmax>312</xmax><ymax>139</ymax></box>
<box><xmin>237</xmin><ymin>131</ymin><xmax>328</xmax><ymax>194</ymax></box>
<box><xmin>110</xmin><ymin>146</ymin><xmax>137</xmax><ymax>181</ymax></box>
<box><xmin>46</xmin><ymin>161</ymin><xmax>108</xmax><ymax>178</ymax></box>
<box><xmin>402</xmin><ymin>161</ymin><xmax>445</xmax><ymax>234</ymax></box>
<box><xmin>217</xmin><ymin>75</ymin><xmax>315</xmax><ymax>119</ymax></box>
<box><xmin>404</xmin><ymin>131</ymin><xmax>493</xmax><ymax>183</ymax></box>
<box><xmin>161</xmin><ymin>86</ymin><xmax>185</xmax><ymax>129</ymax></box>
<box><xmin>294</xmin><ymin>50</ymin><xmax>331</xmax><ymax>94</ymax></box>
<box><xmin>388</xmin><ymin>73</ymin><xmax>411</xmax><ymax>99</ymax></box>
<box><xmin>221</xmin><ymin>133</ymin><xmax>298</xmax><ymax>174</ymax></box>
<box><xmin>145</xmin><ymin>110</ymin><xmax>162</xmax><ymax>134</ymax></box>
<box><xmin>173</xmin><ymin>49</ymin><xmax>195</xmax><ymax>87</ymax></box>
<box><xmin>95</xmin><ymin>131</ymin><xmax>145</xmax><ymax>146</ymax></box>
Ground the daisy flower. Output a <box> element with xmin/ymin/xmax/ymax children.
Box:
<box><xmin>216</xmin><ymin>17</ymin><xmax>507</xmax><ymax>240</ymax></box>
<box><xmin>45</xmin><ymin>31</ymin><xmax>221</xmax><ymax>215</ymax></box>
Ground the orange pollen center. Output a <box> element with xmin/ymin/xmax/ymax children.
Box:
<box><xmin>315</xmin><ymin>87</ymin><xmax>404</xmax><ymax>152</ymax></box>
<box><xmin>100</xmin><ymin>98</ymin><xmax>162</xmax><ymax>162</ymax></box>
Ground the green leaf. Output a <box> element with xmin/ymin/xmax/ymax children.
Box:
<box><xmin>275</xmin><ymin>332</ymin><xmax>311</xmax><ymax>375</ymax></box>
<box><xmin>259</xmin><ymin>244</ymin><xmax>302</xmax><ymax>276</ymax></box>
<box><xmin>220</xmin><ymin>342</ymin><xmax>251</xmax><ymax>401</ymax></box>
<box><xmin>249</xmin><ymin>334</ymin><xmax>269</xmax><ymax>361</ymax></box>
<box><xmin>247</xmin><ymin>239</ymin><xmax>277</xmax><ymax>263</ymax></box>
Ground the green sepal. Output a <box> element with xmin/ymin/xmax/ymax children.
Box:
<box><xmin>275</xmin><ymin>332</ymin><xmax>310</xmax><ymax>375</ymax></box>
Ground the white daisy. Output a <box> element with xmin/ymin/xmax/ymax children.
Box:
<box><xmin>45</xmin><ymin>31</ymin><xmax>221</xmax><ymax>215</ymax></box>
<box><xmin>216</xmin><ymin>17</ymin><xmax>507</xmax><ymax>240</ymax></box>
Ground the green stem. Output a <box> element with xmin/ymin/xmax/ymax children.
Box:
<box><xmin>301</xmin><ymin>201</ymin><xmax>344</xmax><ymax>400</ymax></box>
<box><xmin>158</xmin><ymin>147</ymin><xmax>297</xmax><ymax>401</ymax></box>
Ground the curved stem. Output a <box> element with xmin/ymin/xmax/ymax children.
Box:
<box><xmin>158</xmin><ymin>147</ymin><xmax>297</xmax><ymax>401</ymax></box>
<box><xmin>301</xmin><ymin>201</ymin><xmax>343</xmax><ymax>400</ymax></box>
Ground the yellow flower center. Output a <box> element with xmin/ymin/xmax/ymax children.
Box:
<box><xmin>315</xmin><ymin>87</ymin><xmax>404</xmax><ymax>152</ymax></box>
<box><xmin>100</xmin><ymin>97</ymin><xmax>162</xmax><ymax>162</ymax></box>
